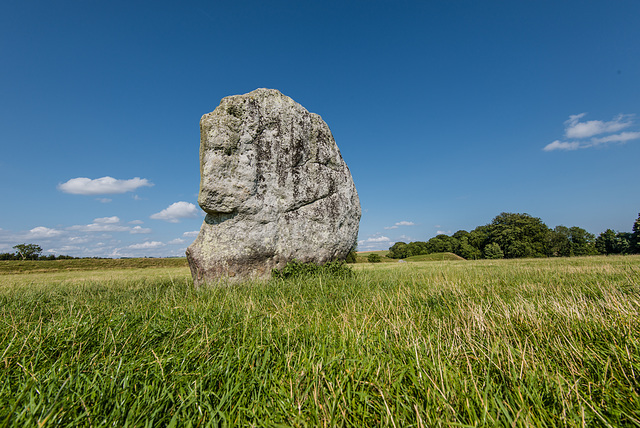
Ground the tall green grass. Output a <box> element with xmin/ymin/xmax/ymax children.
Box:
<box><xmin>1</xmin><ymin>256</ymin><xmax>639</xmax><ymax>426</ymax></box>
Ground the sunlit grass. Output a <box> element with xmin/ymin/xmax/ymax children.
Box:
<box><xmin>1</xmin><ymin>256</ymin><xmax>639</xmax><ymax>426</ymax></box>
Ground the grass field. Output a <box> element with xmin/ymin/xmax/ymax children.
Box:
<box><xmin>403</xmin><ymin>253</ymin><xmax>465</xmax><ymax>262</ymax></box>
<box><xmin>354</xmin><ymin>250</ymin><xmax>394</xmax><ymax>263</ymax></box>
<box><xmin>354</xmin><ymin>251</ymin><xmax>464</xmax><ymax>263</ymax></box>
<box><xmin>1</xmin><ymin>256</ymin><xmax>639</xmax><ymax>426</ymax></box>
<box><xmin>0</xmin><ymin>257</ymin><xmax>188</xmax><ymax>274</ymax></box>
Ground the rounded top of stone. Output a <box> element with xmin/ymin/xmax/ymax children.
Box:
<box><xmin>222</xmin><ymin>88</ymin><xmax>286</xmax><ymax>103</ymax></box>
<box><xmin>206</xmin><ymin>88</ymin><xmax>322</xmax><ymax>123</ymax></box>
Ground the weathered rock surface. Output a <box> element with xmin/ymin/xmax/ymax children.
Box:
<box><xmin>186</xmin><ymin>88</ymin><xmax>361</xmax><ymax>285</ymax></box>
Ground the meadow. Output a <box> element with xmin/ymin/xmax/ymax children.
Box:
<box><xmin>1</xmin><ymin>256</ymin><xmax>639</xmax><ymax>427</ymax></box>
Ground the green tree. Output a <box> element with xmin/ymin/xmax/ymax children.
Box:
<box><xmin>387</xmin><ymin>242</ymin><xmax>411</xmax><ymax>259</ymax></box>
<box><xmin>568</xmin><ymin>226</ymin><xmax>597</xmax><ymax>256</ymax></box>
<box><xmin>631</xmin><ymin>213</ymin><xmax>640</xmax><ymax>254</ymax></box>
<box><xmin>367</xmin><ymin>253</ymin><xmax>382</xmax><ymax>263</ymax></box>
<box><xmin>596</xmin><ymin>230</ymin><xmax>631</xmax><ymax>255</ymax></box>
<box><xmin>425</xmin><ymin>234</ymin><xmax>455</xmax><ymax>253</ymax></box>
<box><xmin>549</xmin><ymin>226</ymin><xmax>572</xmax><ymax>257</ymax></box>
<box><xmin>13</xmin><ymin>243</ymin><xmax>43</xmax><ymax>260</ymax></box>
<box><xmin>616</xmin><ymin>232</ymin><xmax>632</xmax><ymax>254</ymax></box>
<box><xmin>451</xmin><ymin>230</ymin><xmax>469</xmax><ymax>255</ymax></box>
<box><xmin>406</xmin><ymin>241</ymin><xmax>429</xmax><ymax>256</ymax></box>
<box><xmin>0</xmin><ymin>252</ymin><xmax>18</xmax><ymax>260</ymax></box>
<box><xmin>596</xmin><ymin>229</ymin><xmax>616</xmax><ymax>254</ymax></box>
<box><xmin>456</xmin><ymin>236</ymin><xmax>482</xmax><ymax>260</ymax></box>
<box><xmin>488</xmin><ymin>212</ymin><xmax>550</xmax><ymax>258</ymax></box>
<box><xmin>483</xmin><ymin>243</ymin><xmax>504</xmax><ymax>259</ymax></box>
<box><xmin>468</xmin><ymin>226</ymin><xmax>490</xmax><ymax>257</ymax></box>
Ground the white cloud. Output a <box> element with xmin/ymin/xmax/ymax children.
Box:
<box><xmin>68</xmin><ymin>224</ymin><xmax>130</xmax><ymax>232</ymax></box>
<box><xmin>545</xmin><ymin>113</ymin><xmax>638</xmax><ymax>151</ymax></box>
<box><xmin>168</xmin><ymin>238</ymin><xmax>186</xmax><ymax>245</ymax></box>
<box><xmin>94</xmin><ymin>216</ymin><xmax>120</xmax><ymax>224</ymax></box>
<box><xmin>68</xmin><ymin>217</ymin><xmax>130</xmax><ymax>233</ymax></box>
<box><xmin>28</xmin><ymin>226</ymin><xmax>63</xmax><ymax>238</ymax></box>
<box><xmin>564</xmin><ymin>113</ymin><xmax>633</xmax><ymax>139</ymax></box>
<box><xmin>384</xmin><ymin>220</ymin><xmax>415</xmax><ymax>229</ymax></box>
<box><xmin>0</xmin><ymin>220</ymin><xmax>183</xmax><ymax>257</ymax></box>
<box><xmin>129</xmin><ymin>220</ymin><xmax>144</xmax><ymax>225</ymax></box>
<box><xmin>96</xmin><ymin>198</ymin><xmax>112</xmax><ymax>203</ymax></box>
<box><xmin>151</xmin><ymin>202</ymin><xmax>200</xmax><ymax>223</ymax></box>
<box><xmin>50</xmin><ymin>245</ymin><xmax>81</xmax><ymax>253</ymax></box>
<box><xmin>58</xmin><ymin>176</ymin><xmax>153</xmax><ymax>195</ymax></box>
<box><xmin>67</xmin><ymin>236</ymin><xmax>93</xmax><ymax>244</ymax></box>
<box><xmin>358</xmin><ymin>236</ymin><xmax>391</xmax><ymax>244</ymax></box>
<box><xmin>183</xmin><ymin>230</ymin><xmax>199</xmax><ymax>237</ymax></box>
<box><xmin>591</xmin><ymin>131</ymin><xmax>640</xmax><ymax>145</ymax></box>
<box><xmin>543</xmin><ymin>140</ymin><xmax>580</xmax><ymax>151</ymax></box>
<box><xmin>128</xmin><ymin>241</ymin><xmax>165</xmax><ymax>249</ymax></box>
<box><xmin>130</xmin><ymin>226</ymin><xmax>152</xmax><ymax>234</ymax></box>
<box><xmin>357</xmin><ymin>235</ymin><xmax>393</xmax><ymax>252</ymax></box>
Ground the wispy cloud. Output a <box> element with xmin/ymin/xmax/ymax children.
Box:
<box><xmin>68</xmin><ymin>216</ymin><xmax>131</xmax><ymax>232</ymax></box>
<box><xmin>384</xmin><ymin>220</ymin><xmax>415</xmax><ymax>229</ymax></box>
<box><xmin>0</xmin><ymin>219</ymin><xmax>182</xmax><ymax>258</ymax></box>
<box><xmin>543</xmin><ymin>140</ymin><xmax>580</xmax><ymax>152</ymax></box>
<box><xmin>365</xmin><ymin>236</ymin><xmax>390</xmax><ymax>243</ymax></box>
<box><xmin>564</xmin><ymin>113</ymin><xmax>633</xmax><ymax>139</ymax></box>
<box><xmin>183</xmin><ymin>230</ymin><xmax>199</xmax><ymax>237</ymax></box>
<box><xmin>151</xmin><ymin>202</ymin><xmax>200</xmax><ymax>223</ymax></box>
<box><xmin>128</xmin><ymin>241</ymin><xmax>165</xmax><ymax>249</ymax></box>
<box><xmin>591</xmin><ymin>131</ymin><xmax>640</xmax><ymax>145</ymax></box>
<box><xmin>95</xmin><ymin>216</ymin><xmax>120</xmax><ymax>224</ymax></box>
<box><xmin>130</xmin><ymin>226</ymin><xmax>152</xmax><ymax>234</ymax></box>
<box><xmin>58</xmin><ymin>176</ymin><xmax>153</xmax><ymax>195</ymax></box>
<box><xmin>544</xmin><ymin>113</ymin><xmax>639</xmax><ymax>151</ymax></box>
<box><xmin>357</xmin><ymin>234</ymin><xmax>392</xmax><ymax>251</ymax></box>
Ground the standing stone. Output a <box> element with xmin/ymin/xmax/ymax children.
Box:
<box><xmin>186</xmin><ymin>88</ymin><xmax>361</xmax><ymax>285</ymax></box>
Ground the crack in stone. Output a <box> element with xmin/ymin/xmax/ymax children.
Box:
<box><xmin>284</xmin><ymin>190</ymin><xmax>336</xmax><ymax>213</ymax></box>
<box><xmin>205</xmin><ymin>211</ymin><xmax>238</xmax><ymax>225</ymax></box>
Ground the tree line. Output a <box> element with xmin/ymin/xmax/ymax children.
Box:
<box><xmin>387</xmin><ymin>212</ymin><xmax>640</xmax><ymax>260</ymax></box>
<box><xmin>0</xmin><ymin>244</ymin><xmax>77</xmax><ymax>261</ymax></box>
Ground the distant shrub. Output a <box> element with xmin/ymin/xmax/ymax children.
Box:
<box><xmin>345</xmin><ymin>250</ymin><xmax>357</xmax><ymax>263</ymax></box>
<box><xmin>367</xmin><ymin>253</ymin><xmax>382</xmax><ymax>263</ymax></box>
<box><xmin>272</xmin><ymin>260</ymin><xmax>354</xmax><ymax>280</ymax></box>
<box><xmin>0</xmin><ymin>252</ymin><xmax>18</xmax><ymax>260</ymax></box>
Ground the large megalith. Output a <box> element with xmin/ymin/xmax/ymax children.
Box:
<box><xmin>186</xmin><ymin>88</ymin><xmax>361</xmax><ymax>285</ymax></box>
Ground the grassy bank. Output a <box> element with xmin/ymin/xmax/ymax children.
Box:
<box><xmin>404</xmin><ymin>252</ymin><xmax>465</xmax><ymax>262</ymax></box>
<box><xmin>1</xmin><ymin>256</ymin><xmax>639</xmax><ymax>426</ymax></box>
<box><xmin>0</xmin><ymin>257</ymin><xmax>188</xmax><ymax>274</ymax></box>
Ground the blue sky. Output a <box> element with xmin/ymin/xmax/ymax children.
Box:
<box><xmin>1</xmin><ymin>0</ymin><xmax>639</xmax><ymax>256</ymax></box>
